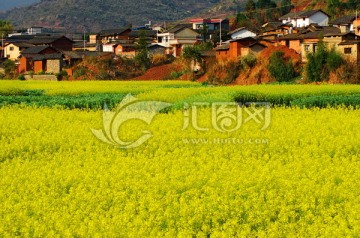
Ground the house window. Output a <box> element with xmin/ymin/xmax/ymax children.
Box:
<box><xmin>9</xmin><ymin>47</ymin><xmax>14</xmax><ymax>51</ymax></box>
<box><xmin>305</xmin><ymin>45</ymin><xmax>310</xmax><ymax>52</ymax></box>
<box><xmin>344</xmin><ymin>48</ymin><xmax>352</xmax><ymax>54</ymax></box>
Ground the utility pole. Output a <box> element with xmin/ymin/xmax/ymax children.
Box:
<box><xmin>219</xmin><ymin>19</ymin><xmax>222</xmax><ymax>46</ymax></box>
<box><xmin>1</xmin><ymin>33</ymin><xmax>4</xmax><ymax>59</ymax></box>
<box><xmin>294</xmin><ymin>0</ymin><xmax>297</xmax><ymax>28</ymax></box>
<box><xmin>83</xmin><ymin>29</ymin><xmax>86</xmax><ymax>51</ymax></box>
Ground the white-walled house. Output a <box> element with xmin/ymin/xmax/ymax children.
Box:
<box><xmin>228</xmin><ymin>27</ymin><xmax>256</xmax><ymax>39</ymax></box>
<box><xmin>157</xmin><ymin>25</ymin><xmax>199</xmax><ymax>57</ymax></box>
<box><xmin>279</xmin><ymin>10</ymin><xmax>329</xmax><ymax>28</ymax></box>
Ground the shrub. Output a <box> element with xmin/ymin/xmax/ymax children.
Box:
<box><xmin>28</xmin><ymin>71</ymin><xmax>34</xmax><ymax>78</ymax></box>
<box><xmin>17</xmin><ymin>74</ymin><xmax>25</xmax><ymax>81</ymax></box>
<box><xmin>207</xmin><ymin>60</ymin><xmax>241</xmax><ymax>85</ymax></box>
<box><xmin>290</xmin><ymin>94</ymin><xmax>360</xmax><ymax>108</ymax></box>
<box><xmin>73</xmin><ymin>67</ymin><xmax>88</xmax><ymax>79</ymax></box>
<box><xmin>169</xmin><ymin>71</ymin><xmax>183</xmax><ymax>79</ymax></box>
<box><xmin>267</xmin><ymin>51</ymin><xmax>297</xmax><ymax>82</ymax></box>
<box><xmin>334</xmin><ymin>61</ymin><xmax>360</xmax><ymax>84</ymax></box>
<box><xmin>305</xmin><ymin>42</ymin><xmax>345</xmax><ymax>82</ymax></box>
<box><xmin>240</xmin><ymin>54</ymin><xmax>257</xmax><ymax>69</ymax></box>
<box><xmin>327</xmin><ymin>48</ymin><xmax>344</xmax><ymax>72</ymax></box>
<box><xmin>1</xmin><ymin>60</ymin><xmax>17</xmax><ymax>78</ymax></box>
<box><xmin>56</xmin><ymin>70</ymin><xmax>68</xmax><ymax>81</ymax></box>
<box><xmin>151</xmin><ymin>54</ymin><xmax>168</xmax><ymax>66</ymax></box>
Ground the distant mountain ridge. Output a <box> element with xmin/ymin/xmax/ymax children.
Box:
<box><xmin>0</xmin><ymin>0</ymin><xmax>226</xmax><ymax>32</ymax></box>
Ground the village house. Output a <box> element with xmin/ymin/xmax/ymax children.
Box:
<box><xmin>157</xmin><ymin>24</ymin><xmax>199</xmax><ymax>57</ymax></box>
<box><xmin>148</xmin><ymin>44</ymin><xmax>166</xmax><ymax>56</ymax></box>
<box><xmin>190</xmin><ymin>18</ymin><xmax>230</xmax><ymax>32</ymax></box>
<box><xmin>3</xmin><ymin>42</ymin><xmax>34</xmax><ymax>60</ymax></box>
<box><xmin>215</xmin><ymin>37</ymin><xmax>259</xmax><ymax>61</ymax></box>
<box><xmin>259</xmin><ymin>22</ymin><xmax>297</xmax><ymax>40</ymax></box>
<box><xmin>190</xmin><ymin>18</ymin><xmax>230</xmax><ymax>41</ymax></box>
<box><xmin>96</xmin><ymin>26</ymin><xmax>132</xmax><ymax>44</ymax></box>
<box><xmin>332</xmin><ymin>14</ymin><xmax>360</xmax><ymax>35</ymax></box>
<box><xmin>215</xmin><ymin>43</ymin><xmax>230</xmax><ymax>61</ymax></box>
<box><xmin>279</xmin><ymin>10</ymin><xmax>330</xmax><ymax>28</ymax></box>
<box><xmin>278</xmin><ymin>24</ymin><xmax>340</xmax><ymax>54</ymax></box>
<box><xmin>322</xmin><ymin>32</ymin><xmax>360</xmax><ymax>62</ymax></box>
<box><xmin>18</xmin><ymin>46</ymin><xmax>63</xmax><ymax>74</ymax></box>
<box><xmin>241</xmin><ymin>42</ymin><xmax>267</xmax><ymax>56</ymax></box>
<box><xmin>8</xmin><ymin>26</ymin><xmax>45</xmax><ymax>37</ymax></box>
<box><xmin>228</xmin><ymin>27</ymin><xmax>257</xmax><ymax>40</ymax></box>
<box><xmin>72</xmin><ymin>42</ymin><xmax>98</xmax><ymax>51</ymax></box>
<box><xmin>28</xmin><ymin>35</ymin><xmax>74</xmax><ymax>51</ymax></box>
<box><xmin>127</xmin><ymin>30</ymin><xmax>158</xmax><ymax>43</ymax></box>
<box><xmin>114</xmin><ymin>42</ymin><xmax>137</xmax><ymax>58</ymax></box>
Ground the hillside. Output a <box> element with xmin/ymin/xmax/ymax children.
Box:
<box><xmin>0</xmin><ymin>0</ymin><xmax>224</xmax><ymax>32</ymax></box>
<box><xmin>0</xmin><ymin>0</ymin><xmax>39</xmax><ymax>12</ymax></box>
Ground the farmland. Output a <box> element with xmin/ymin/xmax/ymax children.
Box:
<box><xmin>1</xmin><ymin>80</ymin><xmax>360</xmax><ymax>236</ymax></box>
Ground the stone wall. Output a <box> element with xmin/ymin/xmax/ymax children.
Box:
<box><xmin>47</xmin><ymin>59</ymin><xmax>61</xmax><ymax>74</ymax></box>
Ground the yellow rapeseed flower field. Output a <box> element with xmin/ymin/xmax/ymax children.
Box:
<box><xmin>1</xmin><ymin>81</ymin><xmax>360</xmax><ymax>236</ymax></box>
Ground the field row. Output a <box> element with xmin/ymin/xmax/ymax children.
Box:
<box><xmin>2</xmin><ymin>81</ymin><xmax>360</xmax><ymax>109</ymax></box>
<box><xmin>1</xmin><ymin>106</ymin><xmax>360</xmax><ymax>236</ymax></box>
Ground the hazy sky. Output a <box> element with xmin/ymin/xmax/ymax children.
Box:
<box><xmin>0</xmin><ymin>0</ymin><xmax>39</xmax><ymax>11</ymax></box>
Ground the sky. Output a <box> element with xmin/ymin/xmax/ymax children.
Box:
<box><xmin>0</xmin><ymin>0</ymin><xmax>39</xmax><ymax>11</ymax></box>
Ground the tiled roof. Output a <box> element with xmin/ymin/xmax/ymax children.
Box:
<box><xmin>279</xmin><ymin>10</ymin><xmax>329</xmax><ymax>20</ymax></box>
<box><xmin>228</xmin><ymin>27</ymin><xmax>246</xmax><ymax>35</ymax></box>
<box><xmin>148</xmin><ymin>44</ymin><xmax>166</xmax><ymax>49</ymax></box>
<box><xmin>11</xmin><ymin>42</ymin><xmax>34</xmax><ymax>48</ymax></box>
<box><xmin>331</xmin><ymin>15</ymin><xmax>356</xmax><ymax>25</ymax></box>
<box><xmin>246</xmin><ymin>42</ymin><xmax>267</xmax><ymax>48</ymax></box>
<box><xmin>128</xmin><ymin>30</ymin><xmax>158</xmax><ymax>38</ymax></box>
<box><xmin>22</xmin><ymin>53</ymin><xmax>63</xmax><ymax>60</ymax></box>
<box><xmin>29</xmin><ymin>35</ymin><xmax>71</xmax><ymax>44</ymax></box>
<box><xmin>98</xmin><ymin>27</ymin><xmax>131</xmax><ymax>36</ymax></box>
<box><xmin>215</xmin><ymin>43</ymin><xmax>230</xmax><ymax>51</ymax></box>
<box><xmin>62</xmin><ymin>51</ymin><xmax>111</xmax><ymax>59</ymax></box>
<box><xmin>168</xmin><ymin>24</ymin><xmax>193</xmax><ymax>33</ymax></box>
<box><xmin>279</xmin><ymin>26</ymin><xmax>340</xmax><ymax>40</ymax></box>
<box><xmin>229</xmin><ymin>36</ymin><xmax>257</xmax><ymax>42</ymax></box>
<box><xmin>338</xmin><ymin>40</ymin><xmax>360</xmax><ymax>45</ymax></box>
<box><xmin>21</xmin><ymin>46</ymin><xmax>52</xmax><ymax>54</ymax></box>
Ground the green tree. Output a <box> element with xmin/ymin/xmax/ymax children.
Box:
<box><xmin>327</xmin><ymin>0</ymin><xmax>341</xmax><ymax>16</ymax></box>
<box><xmin>134</xmin><ymin>30</ymin><xmax>151</xmax><ymax>70</ymax></box>
<box><xmin>0</xmin><ymin>20</ymin><xmax>13</xmax><ymax>36</ymax></box>
<box><xmin>305</xmin><ymin>41</ymin><xmax>345</xmax><ymax>82</ymax></box>
<box><xmin>199</xmin><ymin>22</ymin><xmax>209</xmax><ymax>43</ymax></box>
<box><xmin>183</xmin><ymin>45</ymin><xmax>203</xmax><ymax>80</ymax></box>
<box><xmin>267</xmin><ymin>51</ymin><xmax>297</xmax><ymax>82</ymax></box>
<box><xmin>245</xmin><ymin>0</ymin><xmax>256</xmax><ymax>18</ymax></box>
<box><xmin>280</xmin><ymin>0</ymin><xmax>293</xmax><ymax>15</ymax></box>
<box><xmin>256</xmin><ymin>0</ymin><xmax>276</xmax><ymax>9</ymax></box>
<box><xmin>1</xmin><ymin>60</ymin><xmax>17</xmax><ymax>78</ymax></box>
<box><xmin>347</xmin><ymin>0</ymin><xmax>359</xmax><ymax>9</ymax></box>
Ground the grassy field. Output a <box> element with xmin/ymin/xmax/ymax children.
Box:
<box><xmin>1</xmin><ymin>80</ymin><xmax>360</xmax><ymax>236</ymax></box>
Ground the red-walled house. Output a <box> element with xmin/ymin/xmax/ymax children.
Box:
<box><xmin>18</xmin><ymin>46</ymin><xmax>63</xmax><ymax>73</ymax></box>
<box><xmin>216</xmin><ymin>37</ymin><xmax>258</xmax><ymax>61</ymax></box>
